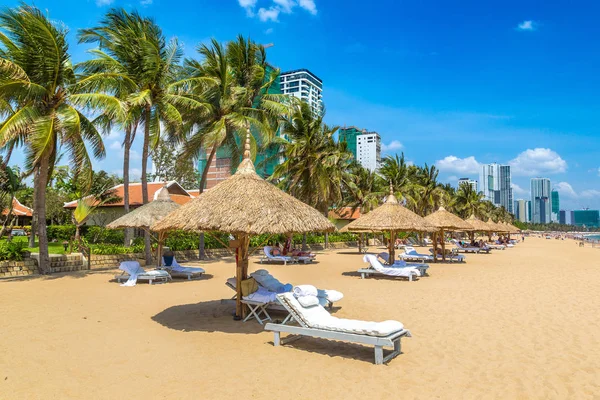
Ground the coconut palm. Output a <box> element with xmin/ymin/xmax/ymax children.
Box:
<box><xmin>79</xmin><ymin>9</ymin><xmax>206</xmax><ymax>262</ymax></box>
<box><xmin>343</xmin><ymin>162</ymin><xmax>386</xmax><ymax>215</ymax></box>
<box><xmin>453</xmin><ymin>182</ymin><xmax>485</xmax><ymax>218</ymax></box>
<box><xmin>0</xmin><ymin>5</ymin><xmax>122</xmax><ymax>272</ymax></box>
<box><xmin>413</xmin><ymin>164</ymin><xmax>445</xmax><ymax>216</ymax></box>
<box><xmin>271</xmin><ymin>102</ymin><xmax>353</xmax><ymax>214</ymax></box>
<box><xmin>378</xmin><ymin>153</ymin><xmax>414</xmax><ymax>203</ymax></box>
<box><xmin>181</xmin><ymin>36</ymin><xmax>290</xmax><ymax>192</ymax></box>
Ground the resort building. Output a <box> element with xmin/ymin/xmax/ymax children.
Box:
<box><xmin>530</xmin><ymin>178</ymin><xmax>552</xmax><ymax>224</ymax></box>
<box><xmin>458</xmin><ymin>178</ymin><xmax>478</xmax><ymax>192</ymax></box>
<box><xmin>338</xmin><ymin>127</ymin><xmax>382</xmax><ymax>172</ymax></box>
<box><xmin>572</xmin><ymin>209</ymin><xmax>600</xmax><ymax>228</ymax></box>
<box><xmin>551</xmin><ymin>189</ymin><xmax>560</xmax><ymax>222</ymax></box>
<box><xmin>63</xmin><ymin>181</ymin><xmax>195</xmax><ymax>226</ymax></box>
<box><xmin>327</xmin><ymin>207</ymin><xmax>362</xmax><ymax>230</ymax></box>
<box><xmin>279</xmin><ymin>68</ymin><xmax>323</xmax><ymax>115</ymax></box>
<box><xmin>479</xmin><ymin>163</ymin><xmax>513</xmax><ymax>213</ymax></box>
<box><xmin>1</xmin><ymin>197</ymin><xmax>33</xmax><ymax>226</ymax></box>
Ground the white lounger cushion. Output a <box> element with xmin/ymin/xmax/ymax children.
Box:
<box><xmin>162</xmin><ymin>257</ymin><xmax>205</xmax><ymax>274</ymax></box>
<box><xmin>317</xmin><ymin>289</ymin><xmax>343</xmax><ymax>302</ymax></box>
<box><xmin>364</xmin><ymin>255</ymin><xmax>421</xmax><ymax>278</ymax></box>
<box><xmin>297</xmin><ymin>295</ymin><xmax>320</xmax><ymax>308</ymax></box>
<box><xmin>281</xmin><ymin>293</ymin><xmax>404</xmax><ymax>337</ymax></box>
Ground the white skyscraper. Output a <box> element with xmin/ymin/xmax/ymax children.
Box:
<box><xmin>530</xmin><ymin>178</ymin><xmax>552</xmax><ymax>224</ymax></box>
<box><xmin>356</xmin><ymin>131</ymin><xmax>381</xmax><ymax>172</ymax></box>
<box><xmin>479</xmin><ymin>163</ymin><xmax>513</xmax><ymax>213</ymax></box>
<box><xmin>458</xmin><ymin>178</ymin><xmax>478</xmax><ymax>192</ymax></box>
<box><xmin>279</xmin><ymin>69</ymin><xmax>323</xmax><ymax>115</ymax></box>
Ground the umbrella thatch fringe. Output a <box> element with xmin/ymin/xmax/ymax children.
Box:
<box><xmin>424</xmin><ymin>207</ymin><xmax>473</xmax><ymax>231</ymax></box>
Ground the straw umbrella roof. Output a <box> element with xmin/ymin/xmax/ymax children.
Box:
<box><xmin>503</xmin><ymin>221</ymin><xmax>521</xmax><ymax>233</ymax></box>
<box><xmin>340</xmin><ymin>188</ymin><xmax>437</xmax><ymax>233</ymax></box>
<box><xmin>486</xmin><ymin>218</ymin><xmax>508</xmax><ymax>233</ymax></box>
<box><xmin>465</xmin><ymin>214</ymin><xmax>494</xmax><ymax>232</ymax></box>
<box><xmin>107</xmin><ymin>186</ymin><xmax>180</xmax><ymax>230</ymax></box>
<box><xmin>424</xmin><ymin>207</ymin><xmax>474</xmax><ymax>231</ymax></box>
<box><xmin>151</xmin><ymin>139</ymin><xmax>334</xmax><ymax>235</ymax></box>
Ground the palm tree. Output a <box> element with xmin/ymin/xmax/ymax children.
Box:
<box><xmin>80</xmin><ymin>9</ymin><xmax>205</xmax><ymax>262</ymax></box>
<box><xmin>413</xmin><ymin>164</ymin><xmax>445</xmax><ymax>216</ymax></box>
<box><xmin>181</xmin><ymin>36</ymin><xmax>289</xmax><ymax>192</ymax></box>
<box><xmin>272</xmin><ymin>102</ymin><xmax>353</xmax><ymax>214</ymax></box>
<box><xmin>0</xmin><ymin>5</ymin><xmax>121</xmax><ymax>273</ymax></box>
<box><xmin>344</xmin><ymin>162</ymin><xmax>385</xmax><ymax>215</ymax></box>
<box><xmin>378</xmin><ymin>153</ymin><xmax>413</xmax><ymax>203</ymax></box>
<box><xmin>453</xmin><ymin>183</ymin><xmax>485</xmax><ymax>219</ymax></box>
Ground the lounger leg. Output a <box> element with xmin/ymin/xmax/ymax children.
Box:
<box><xmin>149</xmin><ymin>279</ymin><xmax>153</xmax><ymax>285</ymax></box>
<box><xmin>274</xmin><ymin>331</ymin><xmax>280</xmax><ymax>346</ymax></box>
<box><xmin>394</xmin><ymin>338</ymin><xmax>401</xmax><ymax>354</ymax></box>
<box><xmin>374</xmin><ymin>346</ymin><xmax>384</xmax><ymax>365</ymax></box>
<box><xmin>361</xmin><ymin>272</ymin><xmax>365</xmax><ymax>279</ymax></box>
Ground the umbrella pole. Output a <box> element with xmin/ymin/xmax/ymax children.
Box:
<box><xmin>441</xmin><ymin>229</ymin><xmax>446</xmax><ymax>261</ymax></box>
<box><xmin>432</xmin><ymin>232</ymin><xmax>437</xmax><ymax>263</ymax></box>
<box><xmin>235</xmin><ymin>234</ymin><xmax>250</xmax><ymax>319</ymax></box>
<box><xmin>156</xmin><ymin>231</ymin><xmax>164</xmax><ymax>268</ymax></box>
<box><xmin>389</xmin><ymin>230</ymin><xmax>395</xmax><ymax>265</ymax></box>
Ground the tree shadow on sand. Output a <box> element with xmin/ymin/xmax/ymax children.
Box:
<box><xmin>0</xmin><ymin>268</ymin><xmax>116</xmax><ymax>283</ymax></box>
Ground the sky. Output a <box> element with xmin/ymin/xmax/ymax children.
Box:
<box><xmin>4</xmin><ymin>0</ymin><xmax>600</xmax><ymax>210</ymax></box>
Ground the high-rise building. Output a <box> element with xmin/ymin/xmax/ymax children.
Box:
<box><xmin>479</xmin><ymin>163</ymin><xmax>513</xmax><ymax>213</ymax></box>
<box><xmin>280</xmin><ymin>69</ymin><xmax>323</xmax><ymax>115</ymax></box>
<box><xmin>458</xmin><ymin>178</ymin><xmax>478</xmax><ymax>192</ymax></box>
<box><xmin>515</xmin><ymin>199</ymin><xmax>529</xmax><ymax>223</ymax></box>
<box><xmin>339</xmin><ymin>127</ymin><xmax>381</xmax><ymax>172</ymax></box>
<box><xmin>530</xmin><ymin>178</ymin><xmax>552</xmax><ymax>224</ymax></box>
<box><xmin>559</xmin><ymin>210</ymin><xmax>567</xmax><ymax>225</ymax></box>
<box><xmin>551</xmin><ymin>189</ymin><xmax>560</xmax><ymax>222</ymax></box>
<box><xmin>573</xmin><ymin>209</ymin><xmax>600</xmax><ymax>228</ymax></box>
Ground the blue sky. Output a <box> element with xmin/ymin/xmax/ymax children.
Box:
<box><xmin>4</xmin><ymin>0</ymin><xmax>600</xmax><ymax>210</ymax></box>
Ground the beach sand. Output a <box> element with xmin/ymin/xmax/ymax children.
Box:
<box><xmin>1</xmin><ymin>237</ymin><xmax>599</xmax><ymax>399</ymax></box>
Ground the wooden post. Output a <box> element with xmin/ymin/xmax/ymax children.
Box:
<box><xmin>388</xmin><ymin>230</ymin><xmax>396</xmax><ymax>265</ymax></box>
<box><xmin>441</xmin><ymin>229</ymin><xmax>446</xmax><ymax>261</ymax></box>
<box><xmin>156</xmin><ymin>231</ymin><xmax>164</xmax><ymax>268</ymax></box>
<box><xmin>235</xmin><ymin>234</ymin><xmax>250</xmax><ymax>319</ymax></box>
<box><xmin>432</xmin><ymin>231</ymin><xmax>438</xmax><ymax>263</ymax></box>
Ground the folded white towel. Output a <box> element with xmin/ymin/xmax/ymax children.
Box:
<box><xmin>297</xmin><ymin>295</ymin><xmax>320</xmax><ymax>308</ymax></box>
<box><xmin>293</xmin><ymin>285</ymin><xmax>318</xmax><ymax>297</ymax></box>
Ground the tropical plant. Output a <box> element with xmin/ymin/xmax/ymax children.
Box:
<box><xmin>378</xmin><ymin>153</ymin><xmax>413</xmax><ymax>203</ymax></box>
<box><xmin>453</xmin><ymin>182</ymin><xmax>486</xmax><ymax>219</ymax></box>
<box><xmin>412</xmin><ymin>164</ymin><xmax>445</xmax><ymax>216</ymax></box>
<box><xmin>0</xmin><ymin>5</ymin><xmax>122</xmax><ymax>273</ymax></box>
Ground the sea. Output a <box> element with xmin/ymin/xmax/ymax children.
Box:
<box><xmin>585</xmin><ymin>234</ymin><xmax>600</xmax><ymax>241</ymax></box>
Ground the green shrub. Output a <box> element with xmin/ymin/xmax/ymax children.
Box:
<box><xmin>47</xmin><ymin>225</ymin><xmax>76</xmax><ymax>241</ymax></box>
<box><xmin>84</xmin><ymin>226</ymin><xmax>125</xmax><ymax>244</ymax></box>
<box><xmin>0</xmin><ymin>240</ymin><xmax>27</xmax><ymax>261</ymax></box>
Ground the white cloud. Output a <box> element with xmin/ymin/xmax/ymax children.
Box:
<box><xmin>298</xmin><ymin>0</ymin><xmax>317</xmax><ymax>14</ymax></box>
<box><xmin>130</xmin><ymin>150</ymin><xmax>142</xmax><ymax>161</ymax></box>
<box><xmin>109</xmin><ymin>141</ymin><xmax>122</xmax><ymax>151</ymax></box>
<box><xmin>381</xmin><ymin>140</ymin><xmax>403</xmax><ymax>152</ymax></box>
<box><xmin>554</xmin><ymin>182</ymin><xmax>577</xmax><ymax>198</ymax></box>
<box><xmin>258</xmin><ymin>7</ymin><xmax>280</xmax><ymax>22</ymax></box>
<box><xmin>129</xmin><ymin>168</ymin><xmax>142</xmax><ymax>180</ymax></box>
<box><xmin>240</xmin><ymin>0</ymin><xmax>317</xmax><ymax>21</ymax></box>
<box><xmin>511</xmin><ymin>183</ymin><xmax>528</xmax><ymax>196</ymax></box>
<box><xmin>264</xmin><ymin>27</ymin><xmax>274</xmax><ymax>35</ymax></box>
<box><xmin>581</xmin><ymin>189</ymin><xmax>600</xmax><ymax>199</ymax></box>
<box><xmin>273</xmin><ymin>0</ymin><xmax>294</xmax><ymax>13</ymax></box>
<box><xmin>598</xmin><ymin>167</ymin><xmax>600</xmax><ymax>176</ymax></box>
<box><xmin>435</xmin><ymin>155</ymin><xmax>480</xmax><ymax>174</ymax></box>
<box><xmin>516</xmin><ymin>20</ymin><xmax>536</xmax><ymax>31</ymax></box>
<box><xmin>95</xmin><ymin>0</ymin><xmax>114</xmax><ymax>6</ymax></box>
<box><xmin>140</xmin><ymin>0</ymin><xmax>153</xmax><ymax>5</ymax></box>
<box><xmin>509</xmin><ymin>148</ymin><xmax>567</xmax><ymax>176</ymax></box>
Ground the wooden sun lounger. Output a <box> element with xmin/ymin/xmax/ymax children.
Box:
<box><xmin>265</xmin><ymin>294</ymin><xmax>411</xmax><ymax>365</ymax></box>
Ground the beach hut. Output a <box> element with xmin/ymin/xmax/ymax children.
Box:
<box><xmin>152</xmin><ymin>132</ymin><xmax>334</xmax><ymax>318</ymax></box>
<box><xmin>424</xmin><ymin>207</ymin><xmax>473</xmax><ymax>262</ymax></box>
<box><xmin>340</xmin><ymin>185</ymin><xmax>436</xmax><ymax>264</ymax></box>
<box><xmin>106</xmin><ymin>186</ymin><xmax>180</xmax><ymax>267</ymax></box>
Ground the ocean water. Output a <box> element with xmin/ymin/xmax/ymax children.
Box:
<box><xmin>585</xmin><ymin>234</ymin><xmax>600</xmax><ymax>240</ymax></box>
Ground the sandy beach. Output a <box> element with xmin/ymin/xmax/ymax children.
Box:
<box><xmin>1</xmin><ymin>237</ymin><xmax>599</xmax><ymax>399</ymax></box>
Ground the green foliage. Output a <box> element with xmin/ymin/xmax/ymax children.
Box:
<box><xmin>46</xmin><ymin>225</ymin><xmax>76</xmax><ymax>241</ymax></box>
<box><xmin>0</xmin><ymin>240</ymin><xmax>27</xmax><ymax>261</ymax></box>
<box><xmin>84</xmin><ymin>226</ymin><xmax>125</xmax><ymax>244</ymax></box>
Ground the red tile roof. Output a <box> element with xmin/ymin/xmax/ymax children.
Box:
<box><xmin>2</xmin><ymin>198</ymin><xmax>33</xmax><ymax>217</ymax></box>
<box><xmin>63</xmin><ymin>181</ymin><xmax>195</xmax><ymax>209</ymax></box>
<box><xmin>328</xmin><ymin>207</ymin><xmax>362</xmax><ymax>220</ymax></box>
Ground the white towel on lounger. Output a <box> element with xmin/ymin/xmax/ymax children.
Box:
<box><xmin>293</xmin><ymin>285</ymin><xmax>318</xmax><ymax>297</ymax></box>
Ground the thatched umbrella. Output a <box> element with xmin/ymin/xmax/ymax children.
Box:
<box><xmin>341</xmin><ymin>185</ymin><xmax>436</xmax><ymax>264</ymax></box>
<box><xmin>107</xmin><ymin>186</ymin><xmax>180</xmax><ymax>267</ymax></box>
<box><xmin>424</xmin><ymin>207</ymin><xmax>473</xmax><ymax>262</ymax></box>
<box><xmin>152</xmin><ymin>132</ymin><xmax>334</xmax><ymax>319</ymax></box>
<box><xmin>487</xmin><ymin>218</ymin><xmax>509</xmax><ymax>234</ymax></box>
<box><xmin>465</xmin><ymin>214</ymin><xmax>495</xmax><ymax>240</ymax></box>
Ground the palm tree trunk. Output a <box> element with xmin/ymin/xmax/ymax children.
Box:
<box><xmin>197</xmin><ymin>145</ymin><xmax>217</xmax><ymax>261</ymax></box>
<box><xmin>34</xmin><ymin>157</ymin><xmax>51</xmax><ymax>274</ymax></box>
<box><xmin>123</xmin><ymin>124</ymin><xmax>133</xmax><ymax>247</ymax></box>
<box><xmin>302</xmin><ymin>233</ymin><xmax>307</xmax><ymax>251</ymax></box>
<box><xmin>142</xmin><ymin>107</ymin><xmax>152</xmax><ymax>265</ymax></box>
